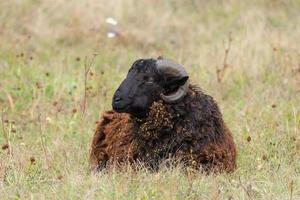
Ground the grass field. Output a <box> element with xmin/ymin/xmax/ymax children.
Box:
<box><xmin>0</xmin><ymin>0</ymin><xmax>299</xmax><ymax>199</ymax></box>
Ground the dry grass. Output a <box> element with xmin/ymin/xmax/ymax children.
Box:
<box><xmin>0</xmin><ymin>0</ymin><xmax>299</xmax><ymax>199</ymax></box>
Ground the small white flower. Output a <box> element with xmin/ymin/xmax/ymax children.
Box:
<box><xmin>105</xmin><ymin>17</ymin><xmax>118</xmax><ymax>26</ymax></box>
<box><xmin>46</xmin><ymin>117</ymin><xmax>52</xmax><ymax>123</ymax></box>
<box><xmin>107</xmin><ymin>32</ymin><xmax>116</xmax><ymax>38</ymax></box>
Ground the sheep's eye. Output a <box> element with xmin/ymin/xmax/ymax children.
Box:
<box><xmin>144</xmin><ymin>76</ymin><xmax>154</xmax><ymax>84</ymax></box>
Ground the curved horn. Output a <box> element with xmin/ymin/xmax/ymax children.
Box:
<box><xmin>156</xmin><ymin>59</ymin><xmax>189</xmax><ymax>103</ymax></box>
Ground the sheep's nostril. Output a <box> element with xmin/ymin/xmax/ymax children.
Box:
<box><xmin>113</xmin><ymin>96</ymin><xmax>122</xmax><ymax>103</ymax></box>
<box><xmin>112</xmin><ymin>95</ymin><xmax>126</xmax><ymax>111</ymax></box>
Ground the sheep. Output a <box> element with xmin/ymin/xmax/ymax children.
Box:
<box><xmin>89</xmin><ymin>58</ymin><xmax>236</xmax><ymax>172</ymax></box>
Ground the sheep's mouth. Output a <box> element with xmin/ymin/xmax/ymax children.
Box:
<box><xmin>113</xmin><ymin>104</ymin><xmax>131</xmax><ymax>113</ymax></box>
<box><xmin>113</xmin><ymin>104</ymin><xmax>148</xmax><ymax>118</ymax></box>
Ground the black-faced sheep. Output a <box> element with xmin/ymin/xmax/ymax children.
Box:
<box><xmin>89</xmin><ymin>58</ymin><xmax>236</xmax><ymax>172</ymax></box>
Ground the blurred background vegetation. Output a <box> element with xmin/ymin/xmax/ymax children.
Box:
<box><xmin>0</xmin><ymin>0</ymin><xmax>299</xmax><ymax>199</ymax></box>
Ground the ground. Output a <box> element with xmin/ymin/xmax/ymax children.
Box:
<box><xmin>0</xmin><ymin>0</ymin><xmax>299</xmax><ymax>199</ymax></box>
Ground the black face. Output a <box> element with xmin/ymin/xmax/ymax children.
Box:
<box><xmin>112</xmin><ymin>59</ymin><xmax>162</xmax><ymax>117</ymax></box>
<box><xmin>112</xmin><ymin>58</ymin><xmax>189</xmax><ymax>117</ymax></box>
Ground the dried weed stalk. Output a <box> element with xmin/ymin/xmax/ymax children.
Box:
<box><xmin>38</xmin><ymin>114</ymin><xmax>50</xmax><ymax>169</ymax></box>
<box><xmin>217</xmin><ymin>33</ymin><xmax>232</xmax><ymax>83</ymax></box>
<box><xmin>82</xmin><ymin>54</ymin><xmax>97</xmax><ymax>115</ymax></box>
<box><xmin>1</xmin><ymin>110</ymin><xmax>12</xmax><ymax>158</ymax></box>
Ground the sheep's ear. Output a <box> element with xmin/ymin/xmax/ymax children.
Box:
<box><xmin>165</xmin><ymin>76</ymin><xmax>189</xmax><ymax>91</ymax></box>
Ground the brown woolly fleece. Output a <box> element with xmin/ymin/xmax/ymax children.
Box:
<box><xmin>89</xmin><ymin>85</ymin><xmax>236</xmax><ymax>172</ymax></box>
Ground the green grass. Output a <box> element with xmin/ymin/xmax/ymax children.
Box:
<box><xmin>0</xmin><ymin>0</ymin><xmax>299</xmax><ymax>199</ymax></box>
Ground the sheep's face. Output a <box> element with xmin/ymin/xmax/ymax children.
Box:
<box><xmin>112</xmin><ymin>59</ymin><xmax>161</xmax><ymax>117</ymax></box>
<box><xmin>112</xmin><ymin>58</ymin><xmax>189</xmax><ymax>117</ymax></box>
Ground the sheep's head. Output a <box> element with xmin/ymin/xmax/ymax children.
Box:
<box><xmin>112</xmin><ymin>58</ymin><xmax>189</xmax><ymax>117</ymax></box>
